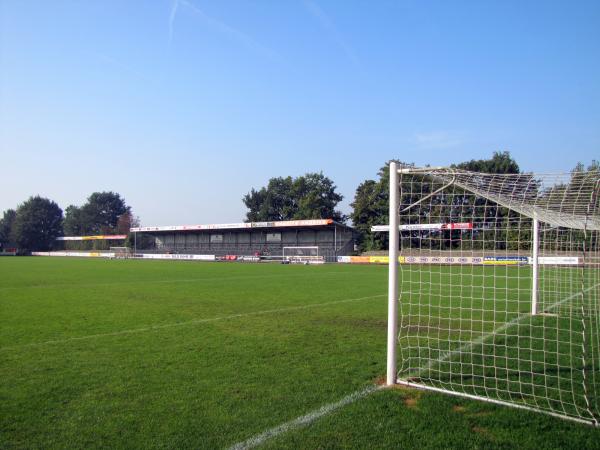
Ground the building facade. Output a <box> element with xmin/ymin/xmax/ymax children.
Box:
<box><xmin>131</xmin><ymin>219</ymin><xmax>355</xmax><ymax>262</ymax></box>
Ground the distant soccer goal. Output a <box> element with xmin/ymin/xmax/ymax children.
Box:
<box><xmin>282</xmin><ymin>246</ymin><xmax>324</xmax><ymax>264</ymax></box>
<box><xmin>110</xmin><ymin>247</ymin><xmax>131</xmax><ymax>259</ymax></box>
<box><xmin>380</xmin><ymin>162</ymin><xmax>600</xmax><ymax>426</ymax></box>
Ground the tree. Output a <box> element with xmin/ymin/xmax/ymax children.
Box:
<box><xmin>243</xmin><ymin>173</ymin><xmax>345</xmax><ymax>222</ymax></box>
<box><xmin>244</xmin><ymin>177</ymin><xmax>295</xmax><ymax>222</ymax></box>
<box><xmin>65</xmin><ymin>192</ymin><xmax>130</xmax><ymax>235</ymax></box>
<box><xmin>0</xmin><ymin>209</ymin><xmax>17</xmax><ymax>250</ymax></box>
<box><xmin>63</xmin><ymin>205</ymin><xmax>85</xmax><ymax>236</ymax></box>
<box><xmin>12</xmin><ymin>196</ymin><xmax>63</xmax><ymax>252</ymax></box>
<box><xmin>350</xmin><ymin>172</ymin><xmax>391</xmax><ymax>251</ymax></box>
<box><xmin>351</xmin><ymin>152</ymin><xmax>522</xmax><ymax>252</ymax></box>
<box><xmin>454</xmin><ymin>151</ymin><xmax>520</xmax><ymax>174</ymax></box>
<box><xmin>293</xmin><ymin>173</ymin><xmax>345</xmax><ymax>222</ymax></box>
<box><xmin>116</xmin><ymin>211</ymin><xmax>136</xmax><ymax>235</ymax></box>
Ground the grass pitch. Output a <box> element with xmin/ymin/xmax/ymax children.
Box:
<box><xmin>1</xmin><ymin>257</ymin><xmax>600</xmax><ymax>449</ymax></box>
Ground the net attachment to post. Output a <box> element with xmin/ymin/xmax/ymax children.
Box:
<box><xmin>384</xmin><ymin>164</ymin><xmax>600</xmax><ymax>425</ymax></box>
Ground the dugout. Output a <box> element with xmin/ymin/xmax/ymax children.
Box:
<box><xmin>131</xmin><ymin>219</ymin><xmax>355</xmax><ymax>262</ymax></box>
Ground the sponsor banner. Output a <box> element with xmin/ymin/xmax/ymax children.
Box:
<box><xmin>369</xmin><ymin>256</ymin><xmax>397</xmax><ymax>264</ymax></box>
<box><xmin>32</xmin><ymin>251</ymin><xmax>115</xmax><ymax>258</ymax></box>
<box><xmin>350</xmin><ymin>256</ymin><xmax>371</xmax><ymax>263</ymax></box>
<box><xmin>82</xmin><ymin>235</ymin><xmax>127</xmax><ymax>241</ymax></box>
<box><xmin>131</xmin><ymin>219</ymin><xmax>334</xmax><ymax>233</ymax></box>
<box><xmin>131</xmin><ymin>223</ymin><xmax>249</xmax><ymax>232</ymax></box>
<box><xmin>369</xmin><ymin>256</ymin><xmax>388</xmax><ymax>264</ymax></box>
<box><xmin>370</xmin><ymin>256</ymin><xmax>406</xmax><ymax>264</ymax></box>
<box><xmin>403</xmin><ymin>256</ymin><xmax>483</xmax><ymax>265</ymax></box>
<box><xmin>372</xmin><ymin>223</ymin><xmax>473</xmax><ymax>232</ymax></box>
<box><xmin>251</xmin><ymin>222</ymin><xmax>276</xmax><ymax>228</ymax></box>
<box><xmin>57</xmin><ymin>235</ymin><xmax>127</xmax><ymax>241</ymax></box>
<box><xmin>338</xmin><ymin>254</ymin><xmax>581</xmax><ymax>266</ymax></box>
<box><xmin>337</xmin><ymin>255</ymin><xmax>405</xmax><ymax>264</ymax></box>
<box><xmin>483</xmin><ymin>256</ymin><xmax>528</xmax><ymax>265</ymax></box>
<box><xmin>443</xmin><ymin>222</ymin><xmax>473</xmax><ymax>230</ymax></box>
<box><xmin>203</xmin><ymin>223</ymin><xmax>249</xmax><ymax>230</ymax></box>
<box><xmin>136</xmin><ymin>253</ymin><xmax>216</xmax><ymax>261</ymax></box>
<box><xmin>401</xmin><ymin>224</ymin><xmax>443</xmax><ymax>231</ymax></box>
<box><xmin>271</xmin><ymin>219</ymin><xmax>333</xmax><ymax>227</ymax></box>
<box><xmin>532</xmin><ymin>256</ymin><xmax>580</xmax><ymax>265</ymax></box>
<box><xmin>238</xmin><ymin>255</ymin><xmax>261</xmax><ymax>262</ymax></box>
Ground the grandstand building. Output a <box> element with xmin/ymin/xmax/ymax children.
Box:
<box><xmin>131</xmin><ymin>219</ymin><xmax>355</xmax><ymax>262</ymax></box>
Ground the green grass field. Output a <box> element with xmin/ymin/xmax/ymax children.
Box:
<box><xmin>2</xmin><ymin>257</ymin><xmax>600</xmax><ymax>449</ymax></box>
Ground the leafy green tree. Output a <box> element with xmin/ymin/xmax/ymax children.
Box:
<box><xmin>81</xmin><ymin>192</ymin><xmax>130</xmax><ymax>234</ymax></box>
<box><xmin>351</xmin><ymin>152</ymin><xmax>522</xmax><ymax>252</ymax></box>
<box><xmin>243</xmin><ymin>173</ymin><xmax>345</xmax><ymax>222</ymax></box>
<box><xmin>350</xmin><ymin>169</ymin><xmax>392</xmax><ymax>251</ymax></box>
<box><xmin>293</xmin><ymin>173</ymin><xmax>345</xmax><ymax>221</ymax></box>
<box><xmin>63</xmin><ymin>205</ymin><xmax>85</xmax><ymax>235</ymax></box>
<box><xmin>0</xmin><ymin>209</ymin><xmax>17</xmax><ymax>250</ymax></box>
<box><xmin>12</xmin><ymin>196</ymin><xmax>63</xmax><ymax>252</ymax></box>
<box><xmin>454</xmin><ymin>151</ymin><xmax>520</xmax><ymax>174</ymax></box>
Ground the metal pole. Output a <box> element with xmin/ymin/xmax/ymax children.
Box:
<box><xmin>134</xmin><ymin>231</ymin><xmax>137</xmax><ymax>255</ymax></box>
<box><xmin>387</xmin><ymin>161</ymin><xmax>400</xmax><ymax>385</ymax></box>
<box><xmin>531</xmin><ymin>212</ymin><xmax>539</xmax><ymax>315</ymax></box>
<box><xmin>334</xmin><ymin>224</ymin><xmax>337</xmax><ymax>261</ymax></box>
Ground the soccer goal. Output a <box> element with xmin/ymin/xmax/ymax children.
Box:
<box><xmin>282</xmin><ymin>246</ymin><xmax>323</xmax><ymax>264</ymax></box>
<box><xmin>110</xmin><ymin>247</ymin><xmax>131</xmax><ymax>259</ymax></box>
<box><xmin>381</xmin><ymin>161</ymin><xmax>600</xmax><ymax>425</ymax></box>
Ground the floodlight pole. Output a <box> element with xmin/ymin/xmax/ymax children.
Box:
<box><xmin>531</xmin><ymin>212</ymin><xmax>539</xmax><ymax>315</ymax></box>
<box><xmin>387</xmin><ymin>161</ymin><xmax>400</xmax><ymax>385</ymax></box>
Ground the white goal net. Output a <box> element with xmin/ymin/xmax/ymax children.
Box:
<box><xmin>110</xmin><ymin>247</ymin><xmax>131</xmax><ymax>259</ymax></box>
<box><xmin>382</xmin><ymin>162</ymin><xmax>600</xmax><ymax>425</ymax></box>
<box><xmin>282</xmin><ymin>246</ymin><xmax>323</xmax><ymax>264</ymax></box>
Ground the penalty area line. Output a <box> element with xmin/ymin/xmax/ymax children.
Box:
<box><xmin>228</xmin><ymin>385</ymin><xmax>381</xmax><ymax>450</ymax></box>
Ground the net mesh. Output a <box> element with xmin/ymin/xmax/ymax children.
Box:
<box><xmin>282</xmin><ymin>246</ymin><xmax>321</xmax><ymax>262</ymax></box>
<box><xmin>110</xmin><ymin>247</ymin><xmax>131</xmax><ymax>259</ymax></box>
<box><xmin>395</xmin><ymin>167</ymin><xmax>600</xmax><ymax>424</ymax></box>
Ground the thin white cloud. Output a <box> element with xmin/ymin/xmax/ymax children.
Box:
<box><xmin>169</xmin><ymin>0</ymin><xmax>179</xmax><ymax>44</ymax></box>
<box><xmin>97</xmin><ymin>53</ymin><xmax>149</xmax><ymax>81</ymax></box>
<box><xmin>170</xmin><ymin>0</ymin><xmax>276</xmax><ymax>59</ymax></box>
<box><xmin>414</xmin><ymin>131</ymin><xmax>464</xmax><ymax>150</ymax></box>
<box><xmin>303</xmin><ymin>0</ymin><xmax>359</xmax><ymax>66</ymax></box>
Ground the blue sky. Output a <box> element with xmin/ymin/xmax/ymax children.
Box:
<box><xmin>1</xmin><ymin>0</ymin><xmax>599</xmax><ymax>226</ymax></box>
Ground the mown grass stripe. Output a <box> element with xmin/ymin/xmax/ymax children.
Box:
<box><xmin>0</xmin><ymin>293</ymin><xmax>386</xmax><ymax>351</ymax></box>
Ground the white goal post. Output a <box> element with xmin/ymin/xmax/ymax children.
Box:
<box><xmin>381</xmin><ymin>161</ymin><xmax>600</xmax><ymax>426</ymax></box>
<box><xmin>110</xmin><ymin>247</ymin><xmax>131</xmax><ymax>259</ymax></box>
<box><xmin>282</xmin><ymin>246</ymin><xmax>323</xmax><ymax>264</ymax></box>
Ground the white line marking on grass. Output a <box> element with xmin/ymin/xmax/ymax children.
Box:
<box><xmin>228</xmin><ymin>385</ymin><xmax>381</xmax><ymax>450</ymax></box>
<box><xmin>408</xmin><ymin>282</ymin><xmax>600</xmax><ymax>377</ymax></box>
<box><xmin>0</xmin><ymin>270</ymin><xmax>358</xmax><ymax>292</ymax></box>
<box><xmin>227</xmin><ymin>283</ymin><xmax>600</xmax><ymax>450</ymax></box>
<box><xmin>0</xmin><ymin>294</ymin><xmax>386</xmax><ymax>351</ymax></box>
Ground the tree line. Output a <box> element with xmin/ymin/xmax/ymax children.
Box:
<box><xmin>1</xmin><ymin>152</ymin><xmax>596</xmax><ymax>254</ymax></box>
<box><xmin>0</xmin><ymin>192</ymin><xmax>133</xmax><ymax>253</ymax></box>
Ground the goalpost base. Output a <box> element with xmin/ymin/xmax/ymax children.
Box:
<box><xmin>395</xmin><ymin>379</ymin><xmax>598</xmax><ymax>427</ymax></box>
